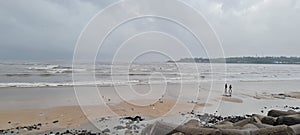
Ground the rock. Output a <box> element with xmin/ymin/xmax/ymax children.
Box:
<box><xmin>102</xmin><ymin>128</ymin><xmax>110</xmax><ymax>133</ymax></box>
<box><xmin>183</xmin><ymin>119</ymin><xmax>200</xmax><ymax>127</ymax></box>
<box><xmin>233</xmin><ymin>118</ymin><xmax>253</xmax><ymax>127</ymax></box>
<box><xmin>250</xmin><ymin>125</ymin><xmax>295</xmax><ymax>135</ymax></box>
<box><xmin>253</xmin><ymin>114</ymin><xmax>277</xmax><ymax>125</ymax></box>
<box><xmin>213</xmin><ymin>121</ymin><xmax>234</xmax><ymax>129</ymax></box>
<box><xmin>268</xmin><ymin>110</ymin><xmax>299</xmax><ymax>117</ymax></box>
<box><xmin>122</xmin><ymin>116</ymin><xmax>144</xmax><ymax>122</ymax></box>
<box><xmin>289</xmin><ymin>106</ymin><xmax>300</xmax><ymax>110</ymax></box>
<box><xmin>243</xmin><ymin>123</ymin><xmax>259</xmax><ymax>130</ymax></box>
<box><xmin>224</xmin><ymin>116</ymin><xmax>246</xmax><ymax>123</ymax></box>
<box><xmin>52</xmin><ymin>120</ymin><xmax>59</xmax><ymax>124</ymax></box>
<box><xmin>219</xmin><ymin>129</ymin><xmax>250</xmax><ymax>135</ymax></box>
<box><xmin>276</xmin><ymin>114</ymin><xmax>300</xmax><ymax>126</ymax></box>
<box><xmin>288</xmin><ymin>124</ymin><xmax>300</xmax><ymax>135</ymax></box>
<box><xmin>114</xmin><ymin>125</ymin><xmax>126</xmax><ymax>130</ymax></box>
<box><xmin>252</xmin><ymin>116</ymin><xmax>262</xmax><ymax>124</ymax></box>
<box><xmin>141</xmin><ymin>121</ymin><xmax>176</xmax><ymax>135</ymax></box>
<box><xmin>261</xmin><ymin>116</ymin><xmax>277</xmax><ymax>125</ymax></box>
<box><xmin>251</xmin><ymin>122</ymin><xmax>273</xmax><ymax>128</ymax></box>
<box><xmin>141</xmin><ymin>121</ymin><xmax>221</xmax><ymax>135</ymax></box>
<box><xmin>287</xmin><ymin>110</ymin><xmax>297</xmax><ymax>113</ymax></box>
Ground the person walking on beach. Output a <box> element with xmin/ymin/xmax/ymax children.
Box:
<box><xmin>224</xmin><ymin>83</ymin><xmax>228</xmax><ymax>95</ymax></box>
<box><xmin>229</xmin><ymin>84</ymin><xmax>233</xmax><ymax>97</ymax></box>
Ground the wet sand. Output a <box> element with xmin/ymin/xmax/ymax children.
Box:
<box><xmin>0</xmin><ymin>80</ymin><xmax>300</xmax><ymax>134</ymax></box>
<box><xmin>0</xmin><ymin>98</ymin><xmax>209</xmax><ymax>133</ymax></box>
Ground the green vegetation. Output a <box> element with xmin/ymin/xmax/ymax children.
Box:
<box><xmin>172</xmin><ymin>56</ymin><xmax>300</xmax><ymax>64</ymax></box>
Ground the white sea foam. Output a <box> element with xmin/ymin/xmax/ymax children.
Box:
<box><xmin>28</xmin><ymin>65</ymin><xmax>60</xmax><ymax>70</ymax></box>
<box><xmin>1</xmin><ymin>62</ymin><xmax>300</xmax><ymax>88</ymax></box>
<box><xmin>0</xmin><ymin>80</ymin><xmax>143</xmax><ymax>88</ymax></box>
<box><xmin>28</xmin><ymin>65</ymin><xmax>87</xmax><ymax>73</ymax></box>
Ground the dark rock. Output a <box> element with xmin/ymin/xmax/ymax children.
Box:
<box><xmin>142</xmin><ymin>121</ymin><xmax>222</xmax><ymax>135</ymax></box>
<box><xmin>276</xmin><ymin>114</ymin><xmax>300</xmax><ymax>126</ymax></box>
<box><xmin>122</xmin><ymin>116</ymin><xmax>144</xmax><ymax>122</ymax></box>
<box><xmin>251</xmin><ymin>125</ymin><xmax>294</xmax><ymax>135</ymax></box>
<box><xmin>219</xmin><ymin>128</ymin><xmax>250</xmax><ymax>135</ymax></box>
<box><xmin>253</xmin><ymin>114</ymin><xmax>276</xmax><ymax>125</ymax></box>
<box><xmin>102</xmin><ymin>128</ymin><xmax>110</xmax><ymax>133</ymax></box>
<box><xmin>213</xmin><ymin>121</ymin><xmax>234</xmax><ymax>129</ymax></box>
<box><xmin>233</xmin><ymin>118</ymin><xmax>253</xmax><ymax>127</ymax></box>
<box><xmin>224</xmin><ymin>115</ymin><xmax>247</xmax><ymax>123</ymax></box>
<box><xmin>268</xmin><ymin>110</ymin><xmax>299</xmax><ymax>117</ymax></box>
<box><xmin>52</xmin><ymin>120</ymin><xmax>59</xmax><ymax>124</ymax></box>
<box><xmin>252</xmin><ymin>122</ymin><xmax>273</xmax><ymax>128</ymax></box>
<box><xmin>290</xmin><ymin>106</ymin><xmax>300</xmax><ymax>110</ymax></box>
<box><xmin>114</xmin><ymin>125</ymin><xmax>126</xmax><ymax>130</ymax></box>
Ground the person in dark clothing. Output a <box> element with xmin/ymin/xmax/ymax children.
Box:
<box><xmin>224</xmin><ymin>83</ymin><xmax>228</xmax><ymax>95</ymax></box>
<box><xmin>229</xmin><ymin>84</ymin><xmax>232</xmax><ymax>97</ymax></box>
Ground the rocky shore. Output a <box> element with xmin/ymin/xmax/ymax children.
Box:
<box><xmin>1</xmin><ymin>89</ymin><xmax>300</xmax><ymax>135</ymax></box>
<box><xmin>142</xmin><ymin>109</ymin><xmax>300</xmax><ymax>135</ymax></box>
<box><xmin>1</xmin><ymin>108</ymin><xmax>299</xmax><ymax>135</ymax></box>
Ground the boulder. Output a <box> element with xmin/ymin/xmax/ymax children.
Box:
<box><xmin>213</xmin><ymin>121</ymin><xmax>234</xmax><ymax>129</ymax></box>
<box><xmin>141</xmin><ymin>121</ymin><xmax>178</xmax><ymax>135</ymax></box>
<box><xmin>276</xmin><ymin>114</ymin><xmax>300</xmax><ymax>126</ymax></box>
<box><xmin>288</xmin><ymin>124</ymin><xmax>300</xmax><ymax>135</ymax></box>
<box><xmin>233</xmin><ymin>118</ymin><xmax>253</xmax><ymax>127</ymax></box>
<box><xmin>184</xmin><ymin>119</ymin><xmax>200</xmax><ymax>128</ymax></box>
<box><xmin>219</xmin><ymin>129</ymin><xmax>251</xmax><ymax>135</ymax></box>
<box><xmin>243</xmin><ymin>124</ymin><xmax>259</xmax><ymax>130</ymax></box>
<box><xmin>251</xmin><ymin>122</ymin><xmax>273</xmax><ymax>128</ymax></box>
<box><xmin>268</xmin><ymin>110</ymin><xmax>299</xmax><ymax>117</ymax></box>
<box><xmin>253</xmin><ymin>114</ymin><xmax>278</xmax><ymax>125</ymax></box>
<box><xmin>250</xmin><ymin>125</ymin><xmax>295</xmax><ymax>135</ymax></box>
<box><xmin>141</xmin><ymin>121</ymin><xmax>221</xmax><ymax>135</ymax></box>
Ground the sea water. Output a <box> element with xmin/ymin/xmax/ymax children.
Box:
<box><xmin>0</xmin><ymin>61</ymin><xmax>300</xmax><ymax>88</ymax></box>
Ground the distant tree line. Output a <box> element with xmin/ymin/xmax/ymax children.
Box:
<box><xmin>168</xmin><ymin>56</ymin><xmax>300</xmax><ymax>64</ymax></box>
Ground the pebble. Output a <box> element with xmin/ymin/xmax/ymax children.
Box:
<box><xmin>52</xmin><ymin>120</ymin><xmax>59</xmax><ymax>124</ymax></box>
<box><xmin>102</xmin><ymin>128</ymin><xmax>110</xmax><ymax>133</ymax></box>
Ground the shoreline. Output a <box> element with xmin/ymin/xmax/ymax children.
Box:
<box><xmin>1</xmin><ymin>92</ymin><xmax>299</xmax><ymax>134</ymax></box>
<box><xmin>0</xmin><ymin>81</ymin><xmax>300</xmax><ymax>134</ymax></box>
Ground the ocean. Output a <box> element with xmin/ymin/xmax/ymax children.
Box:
<box><xmin>0</xmin><ymin>61</ymin><xmax>300</xmax><ymax>88</ymax></box>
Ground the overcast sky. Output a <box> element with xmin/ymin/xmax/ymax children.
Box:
<box><xmin>0</xmin><ymin>0</ymin><xmax>299</xmax><ymax>61</ymax></box>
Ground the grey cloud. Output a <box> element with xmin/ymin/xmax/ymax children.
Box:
<box><xmin>0</xmin><ymin>0</ymin><xmax>299</xmax><ymax>61</ymax></box>
<box><xmin>0</xmin><ymin>0</ymin><xmax>115</xmax><ymax>60</ymax></box>
<box><xmin>188</xmin><ymin>0</ymin><xmax>300</xmax><ymax>56</ymax></box>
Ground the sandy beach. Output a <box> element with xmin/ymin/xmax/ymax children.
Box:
<box><xmin>0</xmin><ymin>80</ymin><xmax>299</xmax><ymax>134</ymax></box>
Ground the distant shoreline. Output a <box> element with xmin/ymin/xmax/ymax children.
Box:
<box><xmin>168</xmin><ymin>56</ymin><xmax>300</xmax><ymax>65</ymax></box>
